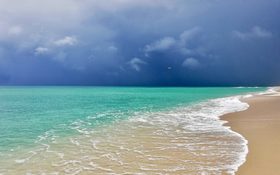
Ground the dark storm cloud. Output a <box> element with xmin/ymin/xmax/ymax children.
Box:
<box><xmin>0</xmin><ymin>0</ymin><xmax>279</xmax><ymax>86</ymax></box>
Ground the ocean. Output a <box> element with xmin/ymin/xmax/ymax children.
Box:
<box><xmin>0</xmin><ymin>87</ymin><xmax>266</xmax><ymax>174</ymax></box>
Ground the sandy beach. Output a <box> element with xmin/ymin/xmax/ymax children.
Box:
<box><xmin>223</xmin><ymin>89</ymin><xmax>280</xmax><ymax>175</ymax></box>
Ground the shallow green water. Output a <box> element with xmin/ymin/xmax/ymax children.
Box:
<box><xmin>0</xmin><ymin>87</ymin><xmax>265</xmax><ymax>153</ymax></box>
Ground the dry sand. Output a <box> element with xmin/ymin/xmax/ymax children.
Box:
<box><xmin>223</xmin><ymin>91</ymin><xmax>280</xmax><ymax>175</ymax></box>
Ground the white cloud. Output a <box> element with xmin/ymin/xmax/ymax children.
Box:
<box><xmin>145</xmin><ymin>37</ymin><xmax>176</xmax><ymax>52</ymax></box>
<box><xmin>179</xmin><ymin>27</ymin><xmax>201</xmax><ymax>44</ymax></box>
<box><xmin>233</xmin><ymin>26</ymin><xmax>272</xmax><ymax>40</ymax></box>
<box><xmin>144</xmin><ymin>27</ymin><xmax>202</xmax><ymax>56</ymax></box>
<box><xmin>34</xmin><ymin>47</ymin><xmax>49</xmax><ymax>55</ymax></box>
<box><xmin>54</xmin><ymin>36</ymin><xmax>77</xmax><ymax>46</ymax></box>
<box><xmin>182</xmin><ymin>57</ymin><xmax>200</xmax><ymax>69</ymax></box>
<box><xmin>108</xmin><ymin>46</ymin><xmax>118</xmax><ymax>52</ymax></box>
<box><xmin>128</xmin><ymin>58</ymin><xmax>146</xmax><ymax>72</ymax></box>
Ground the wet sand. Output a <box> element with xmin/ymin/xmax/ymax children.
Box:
<box><xmin>223</xmin><ymin>90</ymin><xmax>280</xmax><ymax>175</ymax></box>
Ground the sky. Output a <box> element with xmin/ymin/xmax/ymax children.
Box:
<box><xmin>0</xmin><ymin>0</ymin><xmax>279</xmax><ymax>86</ymax></box>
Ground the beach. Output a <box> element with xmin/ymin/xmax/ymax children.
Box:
<box><xmin>223</xmin><ymin>89</ymin><xmax>280</xmax><ymax>175</ymax></box>
<box><xmin>0</xmin><ymin>87</ymin><xmax>265</xmax><ymax>174</ymax></box>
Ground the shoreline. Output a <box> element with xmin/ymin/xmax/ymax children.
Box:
<box><xmin>0</xmin><ymin>88</ymin><xmax>263</xmax><ymax>174</ymax></box>
<box><xmin>0</xmin><ymin>87</ymin><xmax>272</xmax><ymax>174</ymax></box>
<box><xmin>223</xmin><ymin>88</ymin><xmax>280</xmax><ymax>175</ymax></box>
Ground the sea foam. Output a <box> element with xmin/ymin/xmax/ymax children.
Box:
<box><xmin>127</xmin><ymin>95</ymin><xmax>250</xmax><ymax>174</ymax></box>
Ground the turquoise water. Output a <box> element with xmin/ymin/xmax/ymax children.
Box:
<box><xmin>0</xmin><ymin>86</ymin><xmax>265</xmax><ymax>153</ymax></box>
